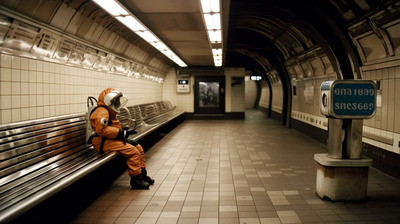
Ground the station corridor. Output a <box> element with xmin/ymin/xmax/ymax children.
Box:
<box><xmin>71</xmin><ymin>110</ymin><xmax>400</xmax><ymax>224</ymax></box>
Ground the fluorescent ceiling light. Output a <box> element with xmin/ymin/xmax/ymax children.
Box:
<box><xmin>214</xmin><ymin>59</ymin><xmax>222</xmax><ymax>66</ymax></box>
<box><xmin>93</xmin><ymin>0</ymin><xmax>187</xmax><ymax>67</ymax></box>
<box><xmin>200</xmin><ymin>0</ymin><xmax>220</xmax><ymax>13</ymax></box>
<box><xmin>116</xmin><ymin>16</ymin><xmax>146</xmax><ymax>31</ymax></box>
<box><xmin>208</xmin><ymin>30</ymin><xmax>222</xmax><ymax>42</ymax></box>
<box><xmin>136</xmin><ymin>31</ymin><xmax>159</xmax><ymax>43</ymax></box>
<box><xmin>204</xmin><ymin>13</ymin><xmax>221</xmax><ymax>30</ymax></box>
<box><xmin>162</xmin><ymin>49</ymin><xmax>174</xmax><ymax>57</ymax></box>
<box><xmin>200</xmin><ymin>0</ymin><xmax>223</xmax><ymax>67</ymax></box>
<box><xmin>93</xmin><ymin>0</ymin><xmax>128</xmax><ymax>16</ymax></box>
<box><xmin>212</xmin><ymin>48</ymin><xmax>222</xmax><ymax>55</ymax></box>
<box><xmin>151</xmin><ymin>42</ymin><xmax>168</xmax><ymax>51</ymax></box>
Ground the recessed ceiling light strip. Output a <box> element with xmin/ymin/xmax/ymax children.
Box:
<box><xmin>93</xmin><ymin>0</ymin><xmax>187</xmax><ymax>67</ymax></box>
<box><xmin>200</xmin><ymin>0</ymin><xmax>223</xmax><ymax>67</ymax></box>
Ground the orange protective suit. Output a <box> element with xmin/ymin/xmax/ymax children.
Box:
<box><xmin>89</xmin><ymin>88</ymin><xmax>145</xmax><ymax>177</ymax></box>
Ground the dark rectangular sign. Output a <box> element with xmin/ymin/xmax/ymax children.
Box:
<box><xmin>320</xmin><ymin>80</ymin><xmax>377</xmax><ymax>119</ymax></box>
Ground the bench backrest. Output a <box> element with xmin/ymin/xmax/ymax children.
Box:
<box><xmin>0</xmin><ymin>113</ymin><xmax>87</xmax><ymax>182</ymax></box>
<box><xmin>138</xmin><ymin>103</ymin><xmax>158</xmax><ymax>121</ymax></box>
<box><xmin>155</xmin><ymin>101</ymin><xmax>171</xmax><ymax>114</ymax></box>
<box><xmin>117</xmin><ymin>105</ymin><xmax>144</xmax><ymax>129</ymax></box>
<box><xmin>118</xmin><ymin>101</ymin><xmax>177</xmax><ymax>128</ymax></box>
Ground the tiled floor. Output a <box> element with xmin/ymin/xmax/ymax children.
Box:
<box><xmin>71</xmin><ymin>110</ymin><xmax>400</xmax><ymax>224</ymax></box>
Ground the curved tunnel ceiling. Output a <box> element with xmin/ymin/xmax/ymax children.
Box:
<box><xmin>0</xmin><ymin>0</ymin><xmax>399</xmax><ymax>80</ymax></box>
<box><xmin>225</xmin><ymin>0</ymin><xmax>399</xmax><ymax>81</ymax></box>
<box><xmin>226</xmin><ymin>0</ymin><xmax>350</xmax><ymax>78</ymax></box>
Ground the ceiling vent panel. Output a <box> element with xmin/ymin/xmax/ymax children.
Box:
<box><xmin>31</xmin><ymin>29</ymin><xmax>61</xmax><ymax>58</ymax></box>
<box><xmin>53</xmin><ymin>38</ymin><xmax>77</xmax><ymax>60</ymax></box>
<box><xmin>68</xmin><ymin>43</ymin><xmax>86</xmax><ymax>64</ymax></box>
<box><xmin>82</xmin><ymin>46</ymin><xmax>97</xmax><ymax>68</ymax></box>
<box><xmin>0</xmin><ymin>15</ymin><xmax>12</xmax><ymax>45</ymax></box>
<box><xmin>3</xmin><ymin>19</ymin><xmax>38</xmax><ymax>52</ymax></box>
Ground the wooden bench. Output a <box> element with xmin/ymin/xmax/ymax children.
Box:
<box><xmin>0</xmin><ymin>101</ymin><xmax>184</xmax><ymax>223</ymax></box>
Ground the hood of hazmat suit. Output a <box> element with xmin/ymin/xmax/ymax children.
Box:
<box><xmin>89</xmin><ymin>88</ymin><xmax>127</xmax><ymax>152</ymax></box>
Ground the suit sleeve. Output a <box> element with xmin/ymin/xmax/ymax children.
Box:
<box><xmin>89</xmin><ymin>107</ymin><xmax>120</xmax><ymax>138</ymax></box>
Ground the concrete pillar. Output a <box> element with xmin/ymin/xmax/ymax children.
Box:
<box><xmin>314</xmin><ymin>154</ymin><xmax>372</xmax><ymax>201</ymax></box>
<box><xmin>314</xmin><ymin>118</ymin><xmax>372</xmax><ymax>201</ymax></box>
<box><xmin>345</xmin><ymin>119</ymin><xmax>363</xmax><ymax>159</ymax></box>
<box><xmin>327</xmin><ymin>118</ymin><xmax>344</xmax><ymax>159</ymax></box>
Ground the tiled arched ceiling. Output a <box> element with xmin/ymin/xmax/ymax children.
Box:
<box><xmin>225</xmin><ymin>0</ymin><xmax>352</xmax><ymax>78</ymax></box>
<box><xmin>0</xmin><ymin>0</ymin><xmax>398</xmax><ymax>76</ymax></box>
<box><xmin>226</xmin><ymin>0</ymin><xmax>399</xmax><ymax>80</ymax></box>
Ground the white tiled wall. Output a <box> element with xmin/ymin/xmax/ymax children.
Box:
<box><xmin>0</xmin><ymin>53</ymin><xmax>163</xmax><ymax>124</ymax></box>
<box><xmin>162</xmin><ymin>68</ymin><xmax>246</xmax><ymax>113</ymax></box>
<box><xmin>362</xmin><ymin>65</ymin><xmax>400</xmax><ymax>154</ymax></box>
<box><xmin>225</xmin><ymin>68</ymin><xmax>245</xmax><ymax>113</ymax></box>
<box><xmin>245</xmin><ymin>77</ymin><xmax>257</xmax><ymax>109</ymax></box>
<box><xmin>259</xmin><ymin>82</ymin><xmax>283</xmax><ymax>113</ymax></box>
<box><xmin>162</xmin><ymin>69</ymin><xmax>194</xmax><ymax>112</ymax></box>
<box><xmin>363</xmin><ymin>66</ymin><xmax>400</xmax><ymax>133</ymax></box>
<box><xmin>260</xmin><ymin>63</ymin><xmax>400</xmax><ymax>154</ymax></box>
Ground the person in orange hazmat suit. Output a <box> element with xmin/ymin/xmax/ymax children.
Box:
<box><xmin>89</xmin><ymin>88</ymin><xmax>154</xmax><ymax>189</ymax></box>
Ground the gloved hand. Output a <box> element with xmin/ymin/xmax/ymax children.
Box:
<box><xmin>117</xmin><ymin>128</ymin><xmax>138</xmax><ymax>144</ymax></box>
<box><xmin>123</xmin><ymin>127</ymin><xmax>137</xmax><ymax>135</ymax></box>
<box><xmin>127</xmin><ymin>139</ymin><xmax>139</xmax><ymax>146</ymax></box>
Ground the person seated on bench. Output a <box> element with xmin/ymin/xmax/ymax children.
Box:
<box><xmin>89</xmin><ymin>88</ymin><xmax>154</xmax><ymax>189</ymax></box>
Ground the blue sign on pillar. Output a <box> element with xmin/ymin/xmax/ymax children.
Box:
<box><xmin>320</xmin><ymin>80</ymin><xmax>377</xmax><ymax>119</ymax></box>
